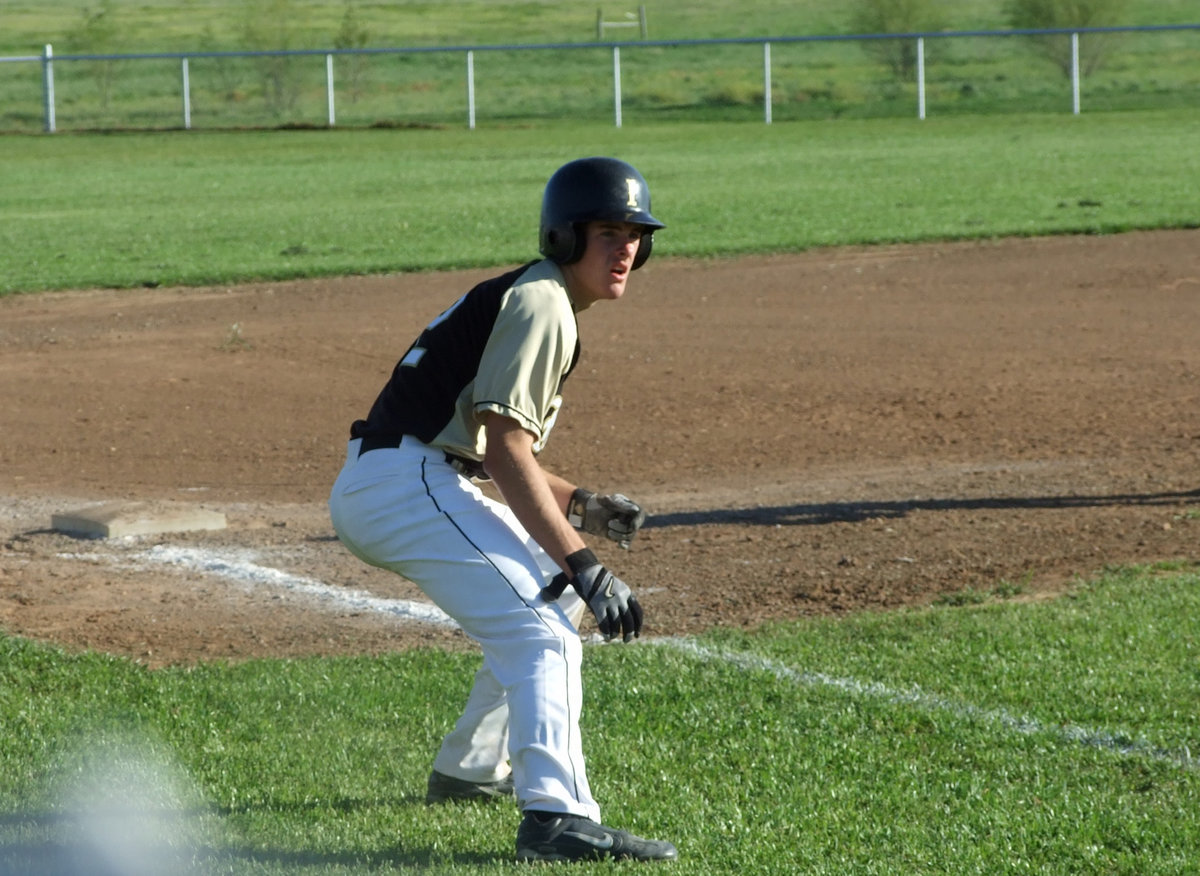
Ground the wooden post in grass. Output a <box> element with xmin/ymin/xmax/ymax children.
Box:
<box><xmin>597</xmin><ymin>6</ymin><xmax>647</xmax><ymax>40</ymax></box>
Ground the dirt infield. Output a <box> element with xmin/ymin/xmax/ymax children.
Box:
<box><xmin>2</xmin><ymin>231</ymin><xmax>1198</xmax><ymax>666</ymax></box>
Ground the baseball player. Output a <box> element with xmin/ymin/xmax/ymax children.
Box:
<box><xmin>328</xmin><ymin>157</ymin><xmax>677</xmax><ymax>863</ymax></box>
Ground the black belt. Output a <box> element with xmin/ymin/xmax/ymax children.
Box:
<box><xmin>357</xmin><ymin>435</ymin><xmax>489</xmax><ymax>480</ymax></box>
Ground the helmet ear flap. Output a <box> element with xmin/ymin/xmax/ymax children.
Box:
<box><xmin>632</xmin><ymin>231</ymin><xmax>654</xmax><ymax>270</ymax></box>
<box><xmin>541</xmin><ymin>222</ymin><xmax>587</xmax><ymax>265</ymax></box>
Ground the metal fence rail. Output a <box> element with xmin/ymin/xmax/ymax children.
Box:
<box><xmin>3</xmin><ymin>23</ymin><xmax>1198</xmax><ymax>133</ymax></box>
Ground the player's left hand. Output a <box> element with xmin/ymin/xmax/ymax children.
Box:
<box><xmin>569</xmin><ymin>489</ymin><xmax>646</xmax><ymax>549</ymax></box>
<box><xmin>541</xmin><ymin>561</ymin><xmax>643</xmax><ymax>643</ymax></box>
<box><xmin>575</xmin><ymin>563</ymin><xmax>642</xmax><ymax>641</ymax></box>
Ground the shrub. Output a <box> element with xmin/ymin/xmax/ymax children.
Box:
<box><xmin>1004</xmin><ymin>0</ymin><xmax>1131</xmax><ymax>77</ymax></box>
<box><xmin>850</xmin><ymin>0</ymin><xmax>949</xmax><ymax>80</ymax></box>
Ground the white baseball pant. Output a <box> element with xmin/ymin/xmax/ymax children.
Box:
<box><xmin>328</xmin><ymin>436</ymin><xmax>598</xmax><ymax>820</ymax></box>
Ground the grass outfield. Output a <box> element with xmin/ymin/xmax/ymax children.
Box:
<box><xmin>7</xmin><ymin>0</ymin><xmax>1198</xmax><ymax>55</ymax></box>
<box><xmin>3</xmin><ymin>110</ymin><xmax>1200</xmax><ymax>295</ymax></box>
<box><xmin>1</xmin><ymin>563</ymin><xmax>1197</xmax><ymax>873</ymax></box>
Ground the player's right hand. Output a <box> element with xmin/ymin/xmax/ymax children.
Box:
<box><xmin>569</xmin><ymin>489</ymin><xmax>646</xmax><ymax>548</ymax></box>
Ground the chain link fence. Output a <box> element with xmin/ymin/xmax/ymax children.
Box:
<box><xmin>1</xmin><ymin>25</ymin><xmax>1197</xmax><ymax>133</ymax></box>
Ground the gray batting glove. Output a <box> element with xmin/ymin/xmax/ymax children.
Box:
<box><xmin>567</xmin><ymin>488</ymin><xmax>646</xmax><ymax>549</ymax></box>
<box><xmin>541</xmin><ymin>548</ymin><xmax>643</xmax><ymax>642</ymax></box>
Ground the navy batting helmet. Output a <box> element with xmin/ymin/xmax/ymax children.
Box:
<box><xmin>539</xmin><ymin>157</ymin><xmax>665</xmax><ymax>270</ymax></box>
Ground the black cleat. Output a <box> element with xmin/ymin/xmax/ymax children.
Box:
<box><xmin>425</xmin><ymin>769</ymin><xmax>515</xmax><ymax>804</ymax></box>
<box><xmin>516</xmin><ymin>811</ymin><xmax>678</xmax><ymax>863</ymax></box>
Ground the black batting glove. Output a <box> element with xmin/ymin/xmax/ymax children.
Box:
<box><xmin>567</xmin><ymin>488</ymin><xmax>646</xmax><ymax>549</ymax></box>
<box><xmin>540</xmin><ymin>548</ymin><xmax>643</xmax><ymax>642</ymax></box>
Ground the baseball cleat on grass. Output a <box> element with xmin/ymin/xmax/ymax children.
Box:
<box><xmin>516</xmin><ymin>811</ymin><xmax>678</xmax><ymax>863</ymax></box>
<box><xmin>425</xmin><ymin>769</ymin><xmax>515</xmax><ymax>804</ymax></box>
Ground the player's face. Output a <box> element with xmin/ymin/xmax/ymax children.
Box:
<box><xmin>562</xmin><ymin>221</ymin><xmax>645</xmax><ymax>310</ymax></box>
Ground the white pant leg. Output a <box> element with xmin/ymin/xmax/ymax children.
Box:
<box><xmin>432</xmin><ymin>664</ymin><xmax>511</xmax><ymax>783</ymax></box>
<box><xmin>430</xmin><ymin>502</ymin><xmax>586</xmax><ymax>784</ymax></box>
<box><xmin>329</xmin><ymin>437</ymin><xmax>600</xmax><ymax>820</ymax></box>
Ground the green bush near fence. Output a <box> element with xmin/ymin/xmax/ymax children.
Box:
<box><xmin>1</xmin><ymin>1</ymin><xmax>1198</xmax><ymax>132</ymax></box>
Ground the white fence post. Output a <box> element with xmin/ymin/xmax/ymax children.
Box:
<box><xmin>326</xmin><ymin>53</ymin><xmax>336</xmax><ymax>126</ymax></box>
<box><xmin>466</xmin><ymin>50</ymin><xmax>476</xmax><ymax>129</ymax></box>
<box><xmin>763</xmin><ymin>41</ymin><xmax>772</xmax><ymax>125</ymax></box>
<box><xmin>42</xmin><ymin>43</ymin><xmax>56</xmax><ymax>133</ymax></box>
<box><xmin>12</xmin><ymin>24</ymin><xmax>1196</xmax><ymax>134</ymax></box>
<box><xmin>1071</xmin><ymin>32</ymin><xmax>1081</xmax><ymax>115</ymax></box>
<box><xmin>917</xmin><ymin>36</ymin><xmax>926</xmax><ymax>120</ymax></box>
<box><xmin>613</xmin><ymin>45</ymin><xmax>623</xmax><ymax>128</ymax></box>
<box><xmin>181</xmin><ymin>57</ymin><xmax>191</xmax><ymax>129</ymax></box>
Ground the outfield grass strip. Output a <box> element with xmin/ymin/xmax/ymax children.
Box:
<box><xmin>657</xmin><ymin>638</ymin><xmax>1198</xmax><ymax>773</ymax></box>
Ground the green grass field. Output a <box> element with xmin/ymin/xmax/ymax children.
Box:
<box><xmin>6</xmin><ymin>0</ymin><xmax>1199</xmax><ymax>55</ymax></box>
<box><xmin>2</xmin><ymin>564</ymin><xmax>1198</xmax><ymax>873</ymax></box>
<box><xmin>3</xmin><ymin>110</ymin><xmax>1199</xmax><ymax>295</ymax></box>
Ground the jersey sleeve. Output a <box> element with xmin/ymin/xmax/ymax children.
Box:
<box><xmin>473</xmin><ymin>270</ymin><xmax>576</xmax><ymax>445</ymax></box>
